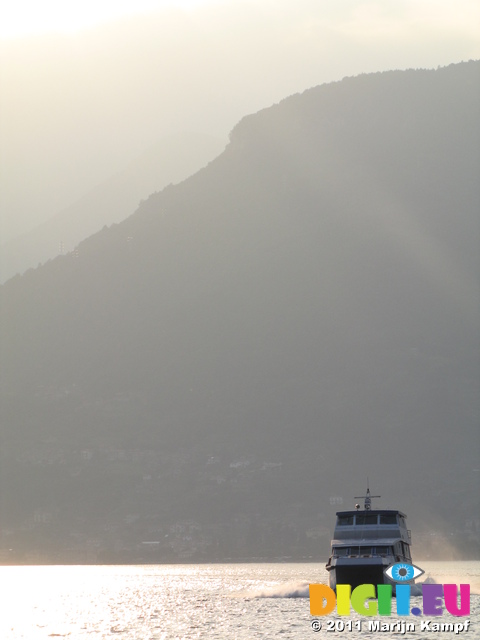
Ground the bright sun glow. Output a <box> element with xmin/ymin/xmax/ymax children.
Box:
<box><xmin>0</xmin><ymin>0</ymin><xmax>209</xmax><ymax>39</ymax></box>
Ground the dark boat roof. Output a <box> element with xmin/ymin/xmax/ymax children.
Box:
<box><xmin>336</xmin><ymin>509</ymin><xmax>407</xmax><ymax>517</ymax></box>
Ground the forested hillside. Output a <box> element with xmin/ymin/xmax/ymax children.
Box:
<box><xmin>0</xmin><ymin>62</ymin><xmax>478</xmax><ymax>562</ymax></box>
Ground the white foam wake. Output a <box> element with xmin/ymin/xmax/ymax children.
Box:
<box><xmin>410</xmin><ymin>575</ymin><xmax>437</xmax><ymax>596</ymax></box>
<box><xmin>241</xmin><ymin>577</ymin><xmax>442</xmax><ymax>599</ymax></box>
<box><xmin>243</xmin><ymin>580</ymin><xmax>310</xmax><ymax>598</ymax></box>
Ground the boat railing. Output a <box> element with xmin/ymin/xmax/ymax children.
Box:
<box><xmin>333</xmin><ymin>550</ymin><xmax>392</xmax><ymax>558</ymax></box>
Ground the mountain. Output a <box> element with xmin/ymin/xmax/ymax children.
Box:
<box><xmin>0</xmin><ymin>132</ymin><xmax>226</xmax><ymax>283</ymax></box>
<box><xmin>0</xmin><ymin>62</ymin><xmax>479</xmax><ymax>563</ymax></box>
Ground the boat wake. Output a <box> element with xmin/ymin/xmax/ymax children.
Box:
<box><xmin>411</xmin><ymin>576</ymin><xmax>437</xmax><ymax>596</ymax></box>
<box><xmin>242</xmin><ymin>580</ymin><xmax>310</xmax><ymax>598</ymax></box>
<box><xmin>242</xmin><ymin>577</ymin><xmax>439</xmax><ymax>598</ymax></box>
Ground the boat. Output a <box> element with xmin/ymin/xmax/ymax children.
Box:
<box><xmin>325</xmin><ymin>485</ymin><xmax>413</xmax><ymax>591</ymax></box>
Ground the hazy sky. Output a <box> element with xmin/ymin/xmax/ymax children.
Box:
<box><xmin>1</xmin><ymin>0</ymin><xmax>479</xmax><ymax>40</ymax></box>
<box><xmin>1</xmin><ymin>0</ymin><xmax>479</xmax><ymax>242</ymax></box>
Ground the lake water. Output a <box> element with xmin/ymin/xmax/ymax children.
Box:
<box><xmin>0</xmin><ymin>562</ymin><xmax>478</xmax><ymax>639</ymax></box>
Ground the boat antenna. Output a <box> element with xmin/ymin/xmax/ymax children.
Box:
<box><xmin>354</xmin><ymin>479</ymin><xmax>381</xmax><ymax>510</ymax></box>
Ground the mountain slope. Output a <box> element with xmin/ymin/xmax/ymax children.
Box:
<box><xmin>0</xmin><ymin>62</ymin><xmax>479</xmax><ymax>561</ymax></box>
<box><xmin>0</xmin><ymin>132</ymin><xmax>225</xmax><ymax>283</ymax></box>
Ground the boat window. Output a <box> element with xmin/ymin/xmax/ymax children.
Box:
<box><xmin>337</xmin><ymin>516</ymin><xmax>354</xmax><ymax>526</ymax></box>
<box><xmin>333</xmin><ymin>547</ymin><xmax>349</xmax><ymax>556</ymax></box>
<box><xmin>379</xmin><ymin>514</ymin><xmax>397</xmax><ymax>525</ymax></box>
<box><xmin>375</xmin><ymin>546</ymin><xmax>391</xmax><ymax>556</ymax></box>
<box><xmin>355</xmin><ymin>514</ymin><xmax>378</xmax><ymax>525</ymax></box>
<box><xmin>399</xmin><ymin>516</ymin><xmax>406</xmax><ymax>528</ymax></box>
<box><xmin>359</xmin><ymin>546</ymin><xmax>374</xmax><ymax>555</ymax></box>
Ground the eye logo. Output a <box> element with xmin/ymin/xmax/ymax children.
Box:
<box><xmin>384</xmin><ymin>563</ymin><xmax>424</xmax><ymax>582</ymax></box>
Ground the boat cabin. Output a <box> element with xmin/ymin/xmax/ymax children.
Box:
<box><xmin>326</xmin><ymin>487</ymin><xmax>413</xmax><ymax>590</ymax></box>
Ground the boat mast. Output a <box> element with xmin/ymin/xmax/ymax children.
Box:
<box><xmin>354</xmin><ymin>479</ymin><xmax>381</xmax><ymax>510</ymax></box>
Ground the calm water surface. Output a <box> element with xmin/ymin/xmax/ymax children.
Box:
<box><xmin>0</xmin><ymin>562</ymin><xmax>478</xmax><ymax>639</ymax></box>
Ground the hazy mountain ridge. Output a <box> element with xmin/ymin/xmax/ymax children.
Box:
<box><xmin>0</xmin><ymin>132</ymin><xmax>226</xmax><ymax>284</ymax></box>
<box><xmin>0</xmin><ymin>63</ymin><xmax>479</xmax><ymax>562</ymax></box>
